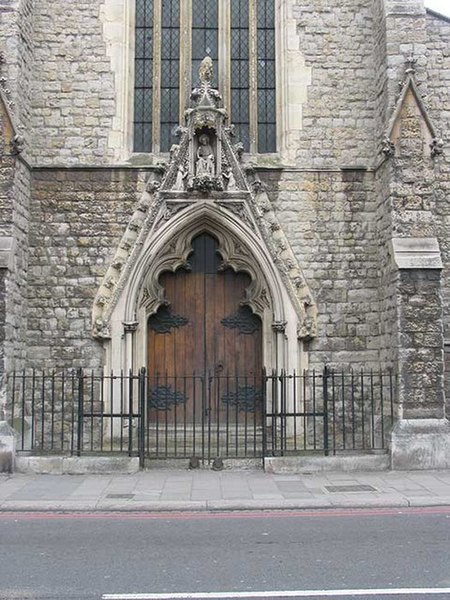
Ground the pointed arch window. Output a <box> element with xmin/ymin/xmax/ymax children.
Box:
<box><xmin>133</xmin><ymin>0</ymin><xmax>276</xmax><ymax>154</ymax></box>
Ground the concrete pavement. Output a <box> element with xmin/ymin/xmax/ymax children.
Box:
<box><xmin>1</xmin><ymin>468</ymin><xmax>450</xmax><ymax>512</ymax></box>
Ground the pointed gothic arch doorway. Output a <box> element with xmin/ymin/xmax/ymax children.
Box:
<box><xmin>146</xmin><ymin>233</ymin><xmax>263</xmax><ymax>457</ymax></box>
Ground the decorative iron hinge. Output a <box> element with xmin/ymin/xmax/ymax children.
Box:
<box><xmin>148</xmin><ymin>306</ymin><xmax>189</xmax><ymax>334</ymax></box>
<box><xmin>221</xmin><ymin>306</ymin><xmax>260</xmax><ymax>335</ymax></box>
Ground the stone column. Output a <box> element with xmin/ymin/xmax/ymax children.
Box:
<box><xmin>123</xmin><ymin>321</ymin><xmax>138</xmax><ymax>375</ymax></box>
<box><xmin>390</xmin><ymin>238</ymin><xmax>450</xmax><ymax>469</ymax></box>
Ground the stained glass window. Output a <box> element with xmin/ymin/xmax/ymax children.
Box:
<box><xmin>160</xmin><ymin>0</ymin><xmax>180</xmax><ymax>152</ymax></box>
<box><xmin>134</xmin><ymin>0</ymin><xmax>153</xmax><ymax>152</ymax></box>
<box><xmin>133</xmin><ymin>0</ymin><xmax>276</xmax><ymax>154</ymax></box>
<box><xmin>230</xmin><ymin>0</ymin><xmax>250</xmax><ymax>152</ymax></box>
<box><xmin>257</xmin><ymin>0</ymin><xmax>276</xmax><ymax>153</ymax></box>
<box><xmin>191</xmin><ymin>0</ymin><xmax>219</xmax><ymax>83</ymax></box>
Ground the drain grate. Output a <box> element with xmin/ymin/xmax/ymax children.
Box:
<box><xmin>106</xmin><ymin>493</ymin><xmax>135</xmax><ymax>499</ymax></box>
<box><xmin>325</xmin><ymin>484</ymin><xmax>377</xmax><ymax>493</ymax></box>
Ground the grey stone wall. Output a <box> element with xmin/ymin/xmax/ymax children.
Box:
<box><xmin>425</xmin><ymin>11</ymin><xmax>450</xmax><ymax>413</ymax></box>
<box><xmin>397</xmin><ymin>269</ymin><xmax>445</xmax><ymax>419</ymax></box>
<box><xmin>26</xmin><ymin>167</ymin><xmax>147</xmax><ymax>369</ymax></box>
<box><xmin>30</xmin><ymin>0</ymin><xmax>116</xmax><ymax>165</ymax></box>
<box><xmin>293</xmin><ymin>0</ymin><xmax>377</xmax><ymax>168</ymax></box>
<box><xmin>5</xmin><ymin>158</ymin><xmax>30</xmax><ymax>370</ymax></box>
<box><xmin>269</xmin><ymin>168</ymin><xmax>381</xmax><ymax>369</ymax></box>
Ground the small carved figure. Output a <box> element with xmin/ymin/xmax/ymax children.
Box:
<box><xmin>199</xmin><ymin>56</ymin><xmax>213</xmax><ymax>84</ymax></box>
<box><xmin>196</xmin><ymin>134</ymin><xmax>215</xmax><ymax>177</ymax></box>
<box><xmin>223</xmin><ymin>167</ymin><xmax>237</xmax><ymax>191</ymax></box>
<box><xmin>174</xmin><ymin>164</ymin><xmax>186</xmax><ymax>191</ymax></box>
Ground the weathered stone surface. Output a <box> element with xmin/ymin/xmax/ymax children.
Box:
<box><xmin>0</xmin><ymin>420</ymin><xmax>16</xmax><ymax>473</ymax></box>
<box><xmin>391</xmin><ymin>419</ymin><xmax>450</xmax><ymax>470</ymax></box>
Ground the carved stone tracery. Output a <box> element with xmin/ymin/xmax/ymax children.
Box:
<box><xmin>141</xmin><ymin>225</ymin><xmax>271</xmax><ymax>319</ymax></box>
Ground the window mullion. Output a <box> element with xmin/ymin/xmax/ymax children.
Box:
<box><xmin>180</xmin><ymin>0</ymin><xmax>192</xmax><ymax>120</ymax></box>
<box><xmin>152</xmin><ymin>0</ymin><xmax>162</xmax><ymax>153</ymax></box>
<box><xmin>248</xmin><ymin>0</ymin><xmax>258</xmax><ymax>154</ymax></box>
<box><xmin>219</xmin><ymin>0</ymin><xmax>230</xmax><ymax>112</ymax></box>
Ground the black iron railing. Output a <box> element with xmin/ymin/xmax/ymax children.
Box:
<box><xmin>265</xmin><ymin>368</ymin><xmax>396</xmax><ymax>456</ymax></box>
<box><xmin>5</xmin><ymin>367</ymin><xmax>396</xmax><ymax>465</ymax></box>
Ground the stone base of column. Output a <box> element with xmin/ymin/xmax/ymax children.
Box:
<box><xmin>0</xmin><ymin>421</ymin><xmax>16</xmax><ymax>473</ymax></box>
<box><xmin>391</xmin><ymin>419</ymin><xmax>450</xmax><ymax>470</ymax></box>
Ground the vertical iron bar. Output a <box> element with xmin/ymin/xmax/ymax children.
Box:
<box><xmin>41</xmin><ymin>371</ymin><xmax>45</xmax><ymax>451</ymax></box>
<box><xmin>138</xmin><ymin>367</ymin><xmax>146</xmax><ymax>468</ymax></box>
<box><xmin>174</xmin><ymin>375</ymin><xmax>178</xmax><ymax>458</ymax></box>
<box><xmin>108</xmin><ymin>370</ymin><xmax>112</xmax><ymax>452</ymax></box>
<box><xmin>90</xmin><ymin>370</ymin><xmax>94</xmax><ymax>452</ymax></box>
<box><xmin>183</xmin><ymin>375</ymin><xmax>187</xmax><ymax>458</ymax></box>
<box><xmin>120</xmin><ymin>370</ymin><xmax>124</xmax><ymax>452</ymax></box>
<box><xmin>253</xmin><ymin>373</ymin><xmax>257</xmax><ymax>458</ymax></box>
<box><xmin>281</xmin><ymin>370</ymin><xmax>286</xmax><ymax>455</ymax></box>
<box><xmin>77</xmin><ymin>368</ymin><xmax>84</xmax><ymax>457</ymax></box>
<box><xmin>128</xmin><ymin>370</ymin><xmax>133</xmax><ymax>456</ymax></box>
<box><xmin>10</xmin><ymin>371</ymin><xmax>16</xmax><ymax>447</ymax></box>
<box><xmin>389</xmin><ymin>368</ymin><xmax>394</xmax><ymax>426</ymax></box>
<box><xmin>379</xmin><ymin>369</ymin><xmax>385</xmax><ymax>449</ymax></box>
<box><xmin>323</xmin><ymin>366</ymin><xmax>329</xmax><ymax>457</ymax></box>
<box><xmin>193</xmin><ymin>372</ymin><xmax>197</xmax><ymax>459</ymax></box>
<box><xmin>70</xmin><ymin>370</ymin><xmax>75</xmax><ymax>455</ymax></box>
<box><xmin>164</xmin><ymin>372</ymin><xmax>168</xmax><ymax>458</ymax></box>
<box><xmin>235</xmin><ymin>372</ymin><xmax>239</xmax><ymax>457</ymax></box>
<box><xmin>216</xmin><ymin>375</ymin><xmax>221</xmax><ymax>459</ymax></box>
<box><xmin>207</xmin><ymin>372</ymin><xmax>212</xmax><ymax>462</ymax></box>
<box><xmin>341</xmin><ymin>371</ymin><xmax>345</xmax><ymax>451</ymax></box>
<box><xmin>351</xmin><ymin>369</ymin><xmax>356</xmax><ymax>449</ymax></box>
<box><xmin>50</xmin><ymin>370</ymin><xmax>55</xmax><ymax>451</ymax></box>
<box><xmin>293</xmin><ymin>370</ymin><xmax>297</xmax><ymax>452</ymax></box>
<box><xmin>370</xmin><ymin>368</ymin><xmax>375</xmax><ymax>449</ymax></box>
<box><xmin>303</xmin><ymin>370</ymin><xmax>307</xmax><ymax>450</ymax></box>
<box><xmin>244</xmin><ymin>374</ymin><xmax>248</xmax><ymax>457</ymax></box>
<box><xmin>21</xmin><ymin>369</ymin><xmax>26</xmax><ymax>451</ymax></box>
<box><xmin>262</xmin><ymin>368</ymin><xmax>267</xmax><ymax>462</ymax></box>
<box><xmin>61</xmin><ymin>371</ymin><xmax>65</xmax><ymax>452</ymax></box>
<box><xmin>361</xmin><ymin>369</ymin><xmax>365</xmax><ymax>450</ymax></box>
<box><xmin>31</xmin><ymin>369</ymin><xmax>36</xmax><ymax>451</ymax></box>
<box><xmin>225</xmin><ymin>372</ymin><xmax>230</xmax><ymax>457</ymax></box>
<box><xmin>331</xmin><ymin>370</ymin><xmax>336</xmax><ymax>455</ymax></box>
<box><xmin>312</xmin><ymin>369</ymin><xmax>317</xmax><ymax>449</ymax></box>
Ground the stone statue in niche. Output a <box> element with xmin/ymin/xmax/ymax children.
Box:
<box><xmin>196</xmin><ymin>134</ymin><xmax>215</xmax><ymax>177</ymax></box>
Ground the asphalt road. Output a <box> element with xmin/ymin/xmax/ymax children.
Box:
<box><xmin>0</xmin><ymin>508</ymin><xmax>449</xmax><ymax>600</ymax></box>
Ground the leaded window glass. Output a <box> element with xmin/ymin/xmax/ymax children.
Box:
<box><xmin>257</xmin><ymin>0</ymin><xmax>276</xmax><ymax>153</ymax></box>
<box><xmin>134</xmin><ymin>0</ymin><xmax>153</xmax><ymax>152</ymax></box>
<box><xmin>133</xmin><ymin>0</ymin><xmax>276</xmax><ymax>155</ymax></box>
<box><xmin>160</xmin><ymin>0</ymin><xmax>180</xmax><ymax>152</ymax></box>
<box><xmin>230</xmin><ymin>0</ymin><xmax>250</xmax><ymax>152</ymax></box>
<box><xmin>192</xmin><ymin>0</ymin><xmax>219</xmax><ymax>83</ymax></box>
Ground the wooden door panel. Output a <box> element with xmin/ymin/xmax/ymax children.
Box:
<box><xmin>147</xmin><ymin>233</ymin><xmax>262</xmax><ymax>426</ymax></box>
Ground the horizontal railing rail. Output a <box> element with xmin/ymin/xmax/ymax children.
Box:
<box><xmin>4</xmin><ymin>367</ymin><xmax>396</xmax><ymax>464</ymax></box>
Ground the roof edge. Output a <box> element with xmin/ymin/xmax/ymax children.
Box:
<box><xmin>426</xmin><ymin>7</ymin><xmax>450</xmax><ymax>24</ymax></box>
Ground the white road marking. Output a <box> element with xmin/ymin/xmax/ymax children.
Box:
<box><xmin>102</xmin><ymin>588</ymin><xmax>450</xmax><ymax>599</ymax></box>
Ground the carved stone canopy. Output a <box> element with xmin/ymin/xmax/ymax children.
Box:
<box><xmin>92</xmin><ymin>58</ymin><xmax>318</xmax><ymax>342</ymax></box>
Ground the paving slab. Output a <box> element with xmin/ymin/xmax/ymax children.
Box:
<box><xmin>1</xmin><ymin>469</ymin><xmax>450</xmax><ymax>512</ymax></box>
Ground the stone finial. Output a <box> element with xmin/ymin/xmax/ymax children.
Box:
<box><xmin>405</xmin><ymin>52</ymin><xmax>418</xmax><ymax>75</ymax></box>
<box><xmin>199</xmin><ymin>56</ymin><xmax>213</xmax><ymax>84</ymax></box>
<box><xmin>382</xmin><ymin>136</ymin><xmax>395</xmax><ymax>157</ymax></box>
<box><xmin>430</xmin><ymin>138</ymin><xmax>444</xmax><ymax>158</ymax></box>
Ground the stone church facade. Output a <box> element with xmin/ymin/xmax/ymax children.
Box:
<box><xmin>0</xmin><ymin>0</ymin><xmax>449</xmax><ymax>469</ymax></box>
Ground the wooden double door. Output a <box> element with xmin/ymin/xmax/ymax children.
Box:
<box><xmin>147</xmin><ymin>233</ymin><xmax>263</xmax><ymax>424</ymax></box>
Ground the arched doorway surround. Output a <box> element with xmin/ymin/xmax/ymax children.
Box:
<box><xmin>103</xmin><ymin>201</ymin><xmax>306</xmax><ymax>378</ymax></box>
